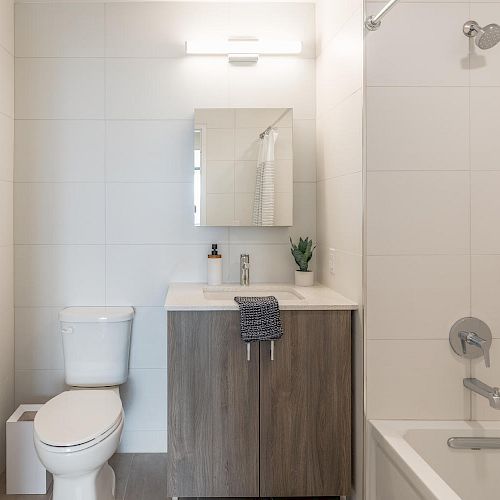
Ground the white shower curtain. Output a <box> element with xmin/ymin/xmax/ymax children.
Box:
<box><xmin>252</xmin><ymin>129</ymin><xmax>278</xmax><ymax>226</ymax></box>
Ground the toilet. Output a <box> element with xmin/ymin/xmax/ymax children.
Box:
<box><xmin>33</xmin><ymin>306</ymin><xmax>134</xmax><ymax>500</ymax></box>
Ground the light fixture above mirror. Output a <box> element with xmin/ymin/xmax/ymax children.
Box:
<box><xmin>186</xmin><ymin>37</ymin><xmax>302</xmax><ymax>63</ymax></box>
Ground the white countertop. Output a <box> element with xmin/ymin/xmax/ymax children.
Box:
<box><xmin>165</xmin><ymin>283</ymin><xmax>358</xmax><ymax>311</ymax></box>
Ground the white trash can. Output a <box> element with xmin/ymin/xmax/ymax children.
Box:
<box><xmin>6</xmin><ymin>404</ymin><xmax>52</xmax><ymax>495</ymax></box>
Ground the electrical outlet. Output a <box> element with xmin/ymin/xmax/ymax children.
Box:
<box><xmin>329</xmin><ymin>248</ymin><xmax>335</xmax><ymax>275</ymax></box>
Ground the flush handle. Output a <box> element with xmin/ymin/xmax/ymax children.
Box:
<box><xmin>61</xmin><ymin>327</ymin><xmax>73</xmax><ymax>335</ymax></box>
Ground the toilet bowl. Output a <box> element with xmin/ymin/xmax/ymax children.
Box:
<box><xmin>34</xmin><ymin>389</ymin><xmax>124</xmax><ymax>500</ymax></box>
<box><xmin>33</xmin><ymin>306</ymin><xmax>134</xmax><ymax>500</ymax></box>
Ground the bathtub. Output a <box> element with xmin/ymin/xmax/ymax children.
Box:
<box><xmin>368</xmin><ymin>420</ymin><xmax>500</xmax><ymax>500</ymax></box>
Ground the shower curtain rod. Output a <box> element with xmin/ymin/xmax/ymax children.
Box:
<box><xmin>260</xmin><ymin>109</ymin><xmax>291</xmax><ymax>139</ymax></box>
<box><xmin>365</xmin><ymin>0</ymin><xmax>400</xmax><ymax>31</ymax></box>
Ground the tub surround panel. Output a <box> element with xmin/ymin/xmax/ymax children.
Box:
<box><xmin>13</xmin><ymin>1</ymin><xmax>317</xmax><ymax>452</ymax></box>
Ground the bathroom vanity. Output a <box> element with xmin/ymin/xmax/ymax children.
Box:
<box><xmin>165</xmin><ymin>284</ymin><xmax>357</xmax><ymax>499</ymax></box>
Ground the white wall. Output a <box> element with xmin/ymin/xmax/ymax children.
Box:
<box><xmin>0</xmin><ymin>0</ymin><xmax>15</xmax><ymax>473</ymax></box>
<box><xmin>13</xmin><ymin>1</ymin><xmax>316</xmax><ymax>452</ymax></box>
<box><xmin>315</xmin><ymin>1</ymin><xmax>364</xmax><ymax>498</ymax></box>
<box><xmin>365</xmin><ymin>0</ymin><xmax>500</xmax><ymax>422</ymax></box>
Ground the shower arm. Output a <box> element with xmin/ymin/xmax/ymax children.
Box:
<box><xmin>365</xmin><ymin>0</ymin><xmax>400</xmax><ymax>31</ymax></box>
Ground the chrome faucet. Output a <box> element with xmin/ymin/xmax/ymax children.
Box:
<box><xmin>459</xmin><ymin>330</ymin><xmax>491</xmax><ymax>367</ymax></box>
<box><xmin>240</xmin><ymin>254</ymin><xmax>250</xmax><ymax>286</ymax></box>
<box><xmin>464</xmin><ymin>378</ymin><xmax>500</xmax><ymax>409</ymax></box>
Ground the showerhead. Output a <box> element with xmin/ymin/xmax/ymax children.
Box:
<box><xmin>464</xmin><ymin>20</ymin><xmax>500</xmax><ymax>50</ymax></box>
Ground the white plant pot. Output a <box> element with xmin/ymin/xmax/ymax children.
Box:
<box><xmin>295</xmin><ymin>270</ymin><xmax>314</xmax><ymax>287</ymax></box>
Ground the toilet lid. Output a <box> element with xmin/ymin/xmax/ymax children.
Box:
<box><xmin>34</xmin><ymin>390</ymin><xmax>123</xmax><ymax>447</ymax></box>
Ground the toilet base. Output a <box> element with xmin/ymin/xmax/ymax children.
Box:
<box><xmin>52</xmin><ymin>462</ymin><xmax>116</xmax><ymax>500</ymax></box>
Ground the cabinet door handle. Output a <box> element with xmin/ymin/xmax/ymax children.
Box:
<box><xmin>271</xmin><ymin>340</ymin><xmax>275</xmax><ymax>361</ymax></box>
<box><xmin>247</xmin><ymin>343</ymin><xmax>251</xmax><ymax>362</ymax></box>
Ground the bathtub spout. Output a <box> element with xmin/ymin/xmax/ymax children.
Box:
<box><xmin>464</xmin><ymin>378</ymin><xmax>500</xmax><ymax>409</ymax></box>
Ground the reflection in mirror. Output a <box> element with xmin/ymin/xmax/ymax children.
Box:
<box><xmin>194</xmin><ymin>108</ymin><xmax>294</xmax><ymax>227</ymax></box>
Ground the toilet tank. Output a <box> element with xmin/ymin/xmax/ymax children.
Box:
<box><xmin>59</xmin><ymin>307</ymin><xmax>134</xmax><ymax>387</ymax></box>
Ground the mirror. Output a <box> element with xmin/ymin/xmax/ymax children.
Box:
<box><xmin>194</xmin><ymin>108</ymin><xmax>293</xmax><ymax>227</ymax></box>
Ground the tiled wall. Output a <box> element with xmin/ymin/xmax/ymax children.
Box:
<box><xmin>13</xmin><ymin>1</ymin><xmax>316</xmax><ymax>452</ymax></box>
<box><xmin>365</xmin><ymin>0</ymin><xmax>500</xmax><ymax>421</ymax></box>
<box><xmin>0</xmin><ymin>0</ymin><xmax>14</xmax><ymax>473</ymax></box>
<box><xmin>315</xmin><ymin>1</ymin><xmax>364</xmax><ymax>497</ymax></box>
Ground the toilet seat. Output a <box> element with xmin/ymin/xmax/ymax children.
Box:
<box><xmin>34</xmin><ymin>390</ymin><xmax>123</xmax><ymax>451</ymax></box>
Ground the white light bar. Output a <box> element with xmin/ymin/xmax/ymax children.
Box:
<box><xmin>185</xmin><ymin>39</ymin><xmax>302</xmax><ymax>56</ymax></box>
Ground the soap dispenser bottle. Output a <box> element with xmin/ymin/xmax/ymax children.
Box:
<box><xmin>207</xmin><ymin>244</ymin><xmax>222</xmax><ymax>286</ymax></box>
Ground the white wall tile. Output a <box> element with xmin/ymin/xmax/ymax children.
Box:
<box><xmin>316</xmin><ymin>10</ymin><xmax>362</xmax><ymax>110</ymax></box>
<box><xmin>106</xmin><ymin>58</ymin><xmax>229</xmax><ymax>119</ymax></box>
<box><xmin>0</xmin><ymin>0</ymin><xmax>14</xmax><ymax>55</ymax></box>
<box><xmin>234</xmin><ymin>108</ymin><xmax>292</xmax><ymax>129</ymax></box>
<box><xmin>471</xmin><ymin>87</ymin><xmax>500</xmax><ymax>171</ymax></box>
<box><xmin>317</xmin><ymin>89</ymin><xmax>362</xmax><ymax>181</ymax></box>
<box><xmin>367</xmin><ymin>339</ymin><xmax>470</xmax><ymax>419</ymax></box>
<box><xmin>317</xmin><ymin>172</ymin><xmax>362</xmax><ymax>254</ymax></box>
<box><xmin>15</xmin><ymin>369</ymin><xmax>66</xmax><ymax>406</ymax></box>
<box><xmin>106</xmin><ymin>120</ymin><xmax>193</xmax><ymax>182</ymax></box>
<box><xmin>317</xmin><ymin>246</ymin><xmax>361</xmax><ymax>301</ymax></box>
<box><xmin>229</xmin><ymin>58</ymin><xmax>315</xmax><ymax>120</ymax></box>
<box><xmin>15</xmin><ymin>245</ymin><xmax>105</xmax><ymax>307</ymax></box>
<box><xmin>121</xmin><ymin>369</ymin><xmax>167</xmax><ymax>431</ymax></box>
<box><xmin>367</xmin><ymin>87</ymin><xmax>469</xmax><ymax>171</ymax></box>
<box><xmin>0</xmin><ymin>245</ymin><xmax>13</xmax><ymax>314</ymax></box>
<box><xmin>367</xmin><ymin>171</ymin><xmax>470</xmax><ymax>255</ymax></box>
<box><xmin>0</xmin><ymin>181</ymin><xmax>13</xmax><ymax>246</ymax></box>
<box><xmin>367</xmin><ymin>255</ymin><xmax>470</xmax><ymax>340</ymax></box>
<box><xmin>105</xmin><ymin>2</ymin><xmax>228</xmax><ymax>58</ymax></box>
<box><xmin>471</xmin><ymin>255</ymin><xmax>500</xmax><ymax>338</ymax></box>
<box><xmin>15</xmin><ymin>58</ymin><xmax>105</xmax><ymax>119</ymax></box>
<box><xmin>316</xmin><ymin>0</ymin><xmax>359</xmax><ymax>55</ymax></box>
<box><xmin>15</xmin><ymin>183</ymin><xmax>105</xmax><ymax>244</ymax></box>
<box><xmin>15</xmin><ymin>307</ymin><xmax>64</xmax><ymax>370</ymax></box>
<box><xmin>0</xmin><ymin>47</ymin><xmax>14</xmax><ymax>117</ymax></box>
<box><xmin>118</xmin><ymin>430</ymin><xmax>167</xmax><ymax>454</ymax></box>
<box><xmin>106</xmin><ymin>183</ymin><xmax>228</xmax><ymax>244</ymax></box>
<box><xmin>0</xmin><ymin>114</ymin><xmax>13</xmax><ymax>182</ymax></box>
<box><xmin>229</xmin><ymin>2</ymin><xmax>316</xmax><ymax>59</ymax></box>
<box><xmin>15</xmin><ymin>120</ymin><xmax>105</xmax><ymax>182</ymax></box>
<box><xmin>472</xmin><ymin>171</ymin><xmax>500</xmax><ymax>254</ymax></box>
<box><xmin>366</xmin><ymin>3</ymin><xmax>469</xmax><ymax>86</ymax></box>
<box><xmin>227</xmin><ymin>244</ymin><xmax>294</xmax><ymax>283</ymax></box>
<box><xmin>129</xmin><ymin>307</ymin><xmax>166</xmax><ymax>370</ymax></box>
<box><xmin>15</xmin><ymin>2</ymin><xmax>104</xmax><ymax>57</ymax></box>
<box><xmin>106</xmin><ymin>244</ymin><xmax>226</xmax><ymax>306</ymax></box>
<box><xmin>196</xmin><ymin>108</ymin><xmax>235</xmax><ymax>129</ymax></box>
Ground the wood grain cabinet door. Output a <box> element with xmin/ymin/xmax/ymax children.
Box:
<box><xmin>167</xmin><ymin>312</ymin><xmax>260</xmax><ymax>498</ymax></box>
<box><xmin>259</xmin><ymin>310</ymin><xmax>352</xmax><ymax>497</ymax></box>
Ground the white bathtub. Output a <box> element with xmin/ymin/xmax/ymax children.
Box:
<box><xmin>368</xmin><ymin>420</ymin><xmax>500</xmax><ymax>500</ymax></box>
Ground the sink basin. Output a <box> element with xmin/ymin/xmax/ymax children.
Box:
<box><xmin>203</xmin><ymin>286</ymin><xmax>305</xmax><ymax>301</ymax></box>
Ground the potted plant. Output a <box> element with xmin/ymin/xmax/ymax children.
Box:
<box><xmin>290</xmin><ymin>236</ymin><xmax>316</xmax><ymax>287</ymax></box>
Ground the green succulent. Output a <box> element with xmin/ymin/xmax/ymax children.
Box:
<box><xmin>290</xmin><ymin>237</ymin><xmax>316</xmax><ymax>272</ymax></box>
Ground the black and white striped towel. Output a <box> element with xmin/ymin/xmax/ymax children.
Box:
<box><xmin>234</xmin><ymin>296</ymin><xmax>284</xmax><ymax>343</ymax></box>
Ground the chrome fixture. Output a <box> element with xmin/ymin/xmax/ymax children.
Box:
<box><xmin>447</xmin><ymin>436</ymin><xmax>500</xmax><ymax>450</ymax></box>
<box><xmin>463</xmin><ymin>20</ymin><xmax>500</xmax><ymax>50</ymax></box>
<box><xmin>464</xmin><ymin>378</ymin><xmax>500</xmax><ymax>409</ymax></box>
<box><xmin>240</xmin><ymin>254</ymin><xmax>250</xmax><ymax>287</ymax></box>
<box><xmin>365</xmin><ymin>0</ymin><xmax>400</xmax><ymax>31</ymax></box>
<box><xmin>449</xmin><ymin>317</ymin><xmax>492</xmax><ymax>368</ymax></box>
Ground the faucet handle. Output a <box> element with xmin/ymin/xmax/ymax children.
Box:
<box><xmin>450</xmin><ymin>317</ymin><xmax>493</xmax><ymax>368</ymax></box>
<box><xmin>460</xmin><ymin>331</ymin><xmax>491</xmax><ymax>368</ymax></box>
